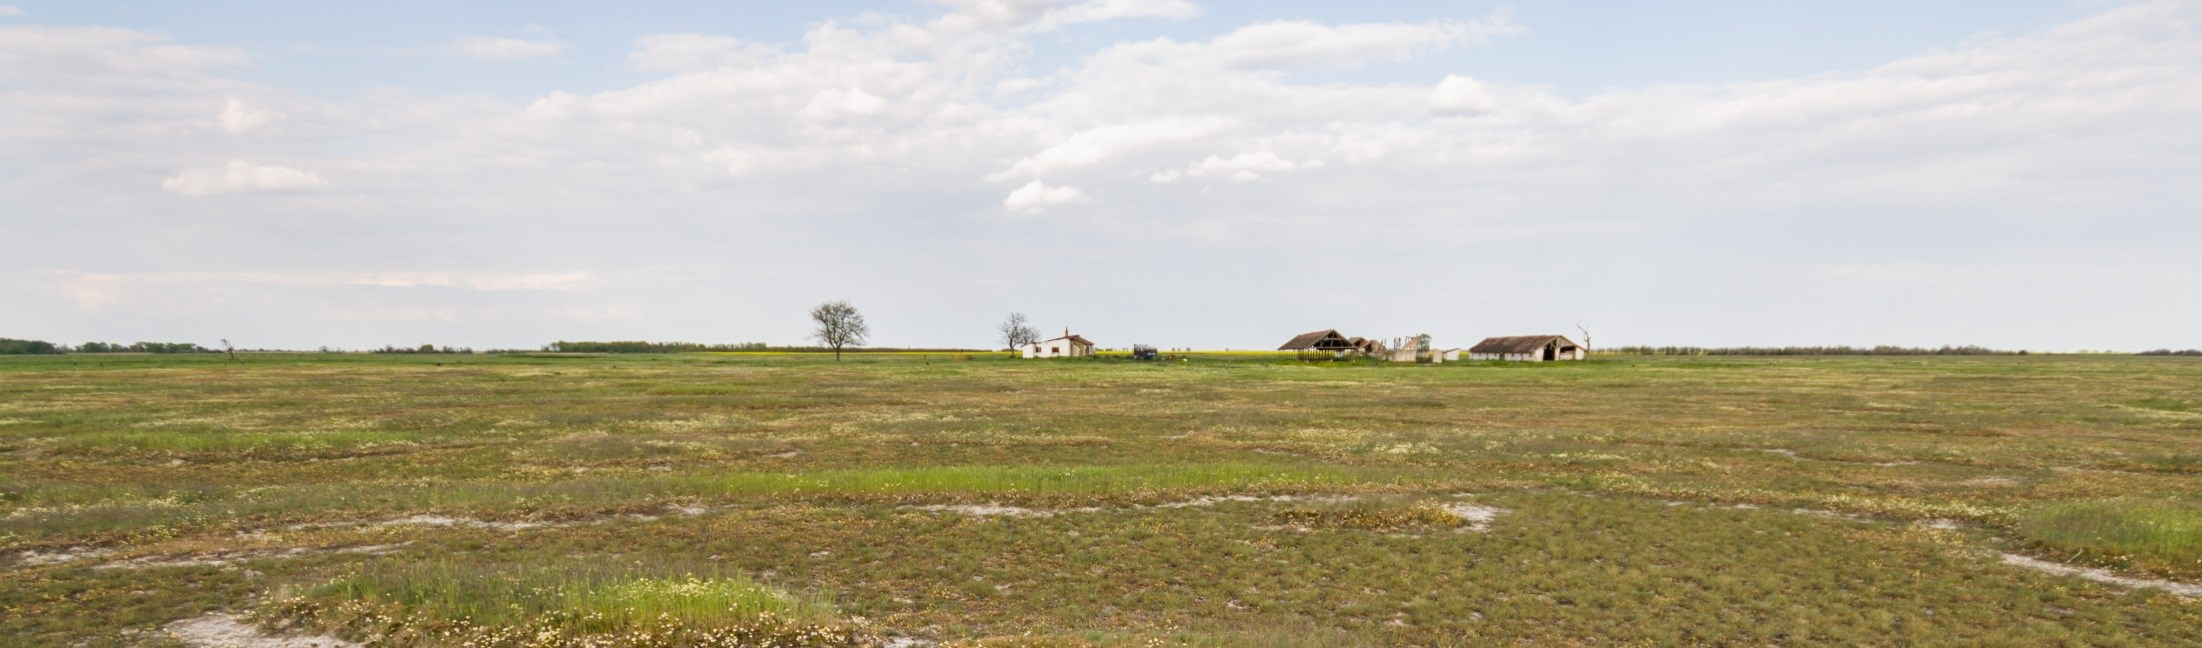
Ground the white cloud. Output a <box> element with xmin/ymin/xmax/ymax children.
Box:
<box><xmin>0</xmin><ymin>25</ymin><xmax>248</xmax><ymax>84</ymax></box>
<box><xmin>219</xmin><ymin>97</ymin><xmax>277</xmax><ymax>133</ymax></box>
<box><xmin>351</xmin><ymin>272</ymin><xmax>457</xmax><ymax>288</ymax></box>
<box><xmin>1003</xmin><ymin>179</ymin><xmax>1088</xmax><ymax>212</ymax></box>
<box><xmin>1183</xmin><ymin>150</ymin><xmax>1321</xmax><ymax>181</ymax></box>
<box><xmin>1208</xmin><ymin>20</ymin><xmax>1501</xmax><ymax>69</ymax></box>
<box><xmin>628</xmin><ymin>34</ymin><xmax>768</xmax><ymax>71</ymax></box>
<box><xmin>798</xmin><ymin>87</ymin><xmax>890</xmax><ymax>122</ymax></box>
<box><xmin>0</xmin><ymin>6</ymin><xmax>26</xmax><ymax>18</ymax></box>
<box><xmin>926</xmin><ymin>0</ymin><xmax>1062</xmax><ymax>27</ymax></box>
<box><xmin>1034</xmin><ymin>0</ymin><xmax>1200</xmax><ymax>31</ymax></box>
<box><xmin>1430</xmin><ymin>75</ymin><xmax>1497</xmax><ymax>115</ymax></box>
<box><xmin>463</xmin><ymin>272</ymin><xmax>599</xmax><ymax>291</ymax></box>
<box><xmin>447</xmin><ymin>36</ymin><xmax>566</xmax><ymax>61</ymax></box>
<box><xmin>992</xmin><ymin>117</ymin><xmax>1238</xmax><ymax>179</ymax></box>
<box><xmin>160</xmin><ymin>161</ymin><xmax>329</xmax><ymax>196</ymax></box>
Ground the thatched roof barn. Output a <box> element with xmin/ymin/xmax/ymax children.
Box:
<box><xmin>1468</xmin><ymin>335</ymin><xmax>1585</xmax><ymax>362</ymax></box>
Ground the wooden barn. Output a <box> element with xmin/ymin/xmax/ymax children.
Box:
<box><xmin>1468</xmin><ymin>335</ymin><xmax>1585</xmax><ymax>362</ymax></box>
<box><xmin>1021</xmin><ymin>331</ymin><xmax>1095</xmax><ymax>358</ymax></box>
<box><xmin>1277</xmin><ymin>329</ymin><xmax>1357</xmax><ymax>354</ymax></box>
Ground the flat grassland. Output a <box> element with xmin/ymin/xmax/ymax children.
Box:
<box><xmin>2</xmin><ymin>353</ymin><xmax>2198</xmax><ymax>646</ymax></box>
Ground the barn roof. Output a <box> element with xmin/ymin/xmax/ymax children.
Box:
<box><xmin>1468</xmin><ymin>335</ymin><xmax>1580</xmax><ymax>354</ymax></box>
<box><xmin>1277</xmin><ymin>329</ymin><xmax>1349</xmax><ymax>350</ymax></box>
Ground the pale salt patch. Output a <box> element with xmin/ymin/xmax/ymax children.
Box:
<box><xmin>17</xmin><ymin>546</ymin><xmax>112</xmax><ymax>566</ymax></box>
<box><xmin>334</xmin><ymin>543</ymin><xmax>408</xmax><ymax>554</ymax></box>
<box><xmin>1916</xmin><ymin>519</ymin><xmax>1962</xmax><ymax>530</ymax></box>
<box><xmin>1441</xmin><ymin>503</ymin><xmax>1507</xmax><ymax>531</ymax></box>
<box><xmin>166</xmin><ymin>613</ymin><xmax>358</xmax><ymax>648</ymax></box>
<box><xmin>1152</xmin><ymin>495</ymin><xmax>1269</xmax><ymax>509</ymax></box>
<box><xmin>99</xmin><ymin>556</ymin><xmax>240</xmax><ymax>570</ymax></box>
<box><xmin>1154</xmin><ymin>494</ymin><xmax>1359</xmax><ymax>509</ymax></box>
<box><xmin>904</xmin><ymin>494</ymin><xmax>1358</xmax><ymax>518</ymax></box>
<box><xmin>1759</xmin><ymin>448</ymin><xmax>1802</xmax><ymax>459</ymax></box>
<box><xmin>372</xmin><ymin>515</ymin><xmax>555</xmax><ymax>531</ymax></box>
<box><xmin>1999</xmin><ymin>553</ymin><xmax>2202</xmax><ymax>598</ymax></box>
<box><xmin>911</xmin><ymin>504</ymin><xmax>1050</xmax><ymax>517</ymax></box>
<box><xmin>96</xmin><ymin>543</ymin><xmax>407</xmax><ymax>571</ymax></box>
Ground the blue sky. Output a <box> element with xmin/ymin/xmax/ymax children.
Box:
<box><xmin>19</xmin><ymin>1</ymin><xmax>2091</xmax><ymax>98</ymax></box>
<box><xmin>2</xmin><ymin>0</ymin><xmax>2197</xmax><ymax>351</ymax></box>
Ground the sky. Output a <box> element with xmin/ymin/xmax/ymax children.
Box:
<box><xmin>3</xmin><ymin>0</ymin><xmax>2198</xmax><ymax>351</ymax></box>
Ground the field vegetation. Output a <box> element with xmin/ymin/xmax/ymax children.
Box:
<box><xmin>2</xmin><ymin>352</ymin><xmax>2198</xmax><ymax>645</ymax></box>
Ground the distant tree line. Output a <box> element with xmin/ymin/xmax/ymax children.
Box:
<box><xmin>1602</xmin><ymin>345</ymin><xmax>2022</xmax><ymax>356</ymax></box>
<box><xmin>542</xmin><ymin>340</ymin><xmax>770</xmax><ymax>353</ymax></box>
<box><xmin>0</xmin><ymin>338</ymin><xmax>64</xmax><ymax>354</ymax></box>
<box><xmin>371</xmin><ymin>344</ymin><xmax>475</xmax><ymax>354</ymax></box>
<box><xmin>2137</xmin><ymin>349</ymin><xmax>2202</xmax><ymax>356</ymax></box>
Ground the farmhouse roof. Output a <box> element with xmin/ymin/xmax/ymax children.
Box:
<box><xmin>1277</xmin><ymin>329</ymin><xmax>1349</xmax><ymax>351</ymax></box>
<box><xmin>1038</xmin><ymin>333</ymin><xmax>1093</xmax><ymax>346</ymax></box>
<box><xmin>1469</xmin><ymin>335</ymin><xmax>1579</xmax><ymax>354</ymax></box>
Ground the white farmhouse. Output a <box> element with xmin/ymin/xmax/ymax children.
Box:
<box><xmin>1021</xmin><ymin>331</ymin><xmax>1095</xmax><ymax>358</ymax></box>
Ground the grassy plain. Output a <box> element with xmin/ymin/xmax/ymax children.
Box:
<box><xmin>2</xmin><ymin>352</ymin><xmax>2199</xmax><ymax>646</ymax></box>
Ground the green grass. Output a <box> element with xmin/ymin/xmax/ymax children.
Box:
<box><xmin>2018</xmin><ymin>499</ymin><xmax>2202</xmax><ymax>577</ymax></box>
<box><xmin>2128</xmin><ymin>397</ymin><xmax>2201</xmax><ymax>413</ymax></box>
<box><xmin>707</xmin><ymin>463</ymin><xmax>1401</xmax><ymax>497</ymax></box>
<box><xmin>3</xmin><ymin>352</ymin><xmax>2200</xmax><ymax>646</ymax></box>
<box><xmin>314</xmin><ymin>562</ymin><xmax>840</xmax><ymax>629</ymax></box>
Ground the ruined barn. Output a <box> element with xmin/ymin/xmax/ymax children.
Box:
<box><xmin>1468</xmin><ymin>335</ymin><xmax>1585</xmax><ymax>362</ymax></box>
<box><xmin>1278</xmin><ymin>329</ymin><xmax>1357</xmax><ymax>354</ymax></box>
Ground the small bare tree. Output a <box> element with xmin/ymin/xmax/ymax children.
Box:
<box><xmin>220</xmin><ymin>338</ymin><xmax>237</xmax><ymax>363</ymax></box>
<box><xmin>809</xmin><ymin>301</ymin><xmax>869</xmax><ymax>361</ymax></box>
<box><xmin>996</xmin><ymin>312</ymin><xmax>1040</xmax><ymax>352</ymax></box>
<box><xmin>1575</xmin><ymin>323</ymin><xmax>1592</xmax><ymax>353</ymax></box>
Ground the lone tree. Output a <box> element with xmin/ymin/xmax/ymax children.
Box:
<box><xmin>809</xmin><ymin>300</ymin><xmax>869</xmax><ymax>361</ymax></box>
<box><xmin>1575</xmin><ymin>323</ymin><xmax>1593</xmax><ymax>353</ymax></box>
<box><xmin>996</xmin><ymin>312</ymin><xmax>1039</xmax><ymax>353</ymax></box>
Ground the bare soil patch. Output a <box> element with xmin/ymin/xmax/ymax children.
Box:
<box><xmin>1999</xmin><ymin>553</ymin><xmax>2202</xmax><ymax>598</ymax></box>
<box><xmin>166</xmin><ymin>613</ymin><xmax>358</xmax><ymax>648</ymax></box>
<box><xmin>14</xmin><ymin>546</ymin><xmax>112</xmax><ymax>567</ymax></box>
<box><xmin>1440</xmin><ymin>502</ymin><xmax>1507</xmax><ymax>531</ymax></box>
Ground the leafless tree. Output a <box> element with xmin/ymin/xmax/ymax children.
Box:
<box><xmin>809</xmin><ymin>301</ymin><xmax>869</xmax><ymax>361</ymax></box>
<box><xmin>1575</xmin><ymin>323</ymin><xmax>1592</xmax><ymax>353</ymax></box>
<box><xmin>220</xmin><ymin>338</ymin><xmax>237</xmax><ymax>363</ymax></box>
<box><xmin>996</xmin><ymin>312</ymin><xmax>1039</xmax><ymax>352</ymax></box>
